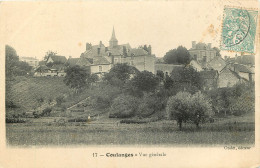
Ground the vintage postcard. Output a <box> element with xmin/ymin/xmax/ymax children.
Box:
<box><xmin>0</xmin><ymin>0</ymin><xmax>259</xmax><ymax>168</ymax></box>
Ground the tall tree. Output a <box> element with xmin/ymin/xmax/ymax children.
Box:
<box><xmin>163</xmin><ymin>46</ymin><xmax>191</xmax><ymax>64</ymax></box>
<box><xmin>5</xmin><ymin>45</ymin><xmax>19</xmax><ymax>78</ymax></box>
<box><xmin>64</xmin><ymin>65</ymin><xmax>91</xmax><ymax>92</ymax></box>
<box><xmin>130</xmin><ymin>71</ymin><xmax>159</xmax><ymax>93</ymax></box>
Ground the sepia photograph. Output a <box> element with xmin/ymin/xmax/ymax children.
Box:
<box><xmin>0</xmin><ymin>0</ymin><xmax>260</xmax><ymax>167</ymax></box>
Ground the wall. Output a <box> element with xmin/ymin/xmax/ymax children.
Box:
<box><xmin>218</xmin><ymin>69</ymin><xmax>240</xmax><ymax>88</ymax></box>
<box><xmin>90</xmin><ymin>64</ymin><xmax>112</xmax><ymax>74</ymax></box>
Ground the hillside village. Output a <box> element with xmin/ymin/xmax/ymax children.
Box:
<box><xmin>6</xmin><ymin>27</ymin><xmax>255</xmax><ymax>146</ymax></box>
<box><xmin>22</xmin><ymin>27</ymin><xmax>255</xmax><ymax>91</ymax></box>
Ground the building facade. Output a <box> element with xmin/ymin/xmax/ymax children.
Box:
<box><xmin>20</xmin><ymin>57</ymin><xmax>39</xmax><ymax>68</ymax></box>
<box><xmin>189</xmin><ymin>41</ymin><xmax>216</xmax><ymax>63</ymax></box>
<box><xmin>80</xmin><ymin>27</ymin><xmax>156</xmax><ymax>74</ymax></box>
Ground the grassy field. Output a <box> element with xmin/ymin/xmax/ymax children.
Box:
<box><xmin>7</xmin><ymin>76</ymin><xmax>70</xmax><ymax>110</ymax></box>
<box><xmin>6</xmin><ymin>115</ymin><xmax>255</xmax><ymax>146</ymax></box>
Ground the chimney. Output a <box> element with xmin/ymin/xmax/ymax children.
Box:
<box><xmin>99</xmin><ymin>41</ymin><xmax>102</xmax><ymax>47</ymax></box>
<box><xmin>69</xmin><ymin>56</ymin><xmax>72</xmax><ymax>59</ymax></box>
<box><xmin>105</xmin><ymin>47</ymin><xmax>108</xmax><ymax>52</ymax></box>
<box><xmin>97</xmin><ymin>48</ymin><xmax>101</xmax><ymax>55</ymax></box>
<box><xmin>148</xmin><ymin>45</ymin><xmax>152</xmax><ymax>55</ymax></box>
<box><xmin>192</xmin><ymin>41</ymin><xmax>196</xmax><ymax>49</ymax></box>
<box><xmin>208</xmin><ymin>43</ymin><xmax>212</xmax><ymax>49</ymax></box>
<box><xmin>86</xmin><ymin>43</ymin><xmax>92</xmax><ymax>50</ymax></box>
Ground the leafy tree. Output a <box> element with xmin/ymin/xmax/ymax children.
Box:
<box><xmin>213</xmin><ymin>47</ymin><xmax>221</xmax><ymax>56</ymax></box>
<box><xmin>104</xmin><ymin>63</ymin><xmax>137</xmax><ymax>86</ymax></box>
<box><xmin>130</xmin><ymin>71</ymin><xmax>159</xmax><ymax>93</ymax></box>
<box><xmin>156</xmin><ymin>70</ymin><xmax>164</xmax><ymax>82</ymax></box>
<box><xmin>166</xmin><ymin>92</ymin><xmax>192</xmax><ymax>130</ymax></box>
<box><xmin>163</xmin><ymin>46</ymin><xmax>191</xmax><ymax>64</ymax></box>
<box><xmin>109</xmin><ymin>94</ymin><xmax>140</xmax><ymax>118</ymax></box>
<box><xmin>189</xmin><ymin>92</ymin><xmax>213</xmax><ymax>128</ymax></box>
<box><xmin>171</xmin><ymin>66</ymin><xmax>203</xmax><ymax>91</ymax></box>
<box><xmin>64</xmin><ymin>65</ymin><xmax>91</xmax><ymax>92</ymax></box>
<box><xmin>166</xmin><ymin>91</ymin><xmax>213</xmax><ymax>130</ymax></box>
<box><xmin>6</xmin><ymin>45</ymin><xmax>19</xmax><ymax>78</ymax></box>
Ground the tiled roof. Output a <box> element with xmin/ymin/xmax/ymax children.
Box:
<box><xmin>207</xmin><ymin>56</ymin><xmax>226</xmax><ymax>72</ymax></box>
<box><xmin>233</xmin><ymin>64</ymin><xmax>253</xmax><ymax>73</ymax></box>
<box><xmin>92</xmin><ymin>57</ymin><xmax>110</xmax><ymax>65</ymax></box>
<box><xmin>67</xmin><ymin>58</ymin><xmax>80</xmax><ymax>67</ymax></box>
<box><xmin>49</xmin><ymin>55</ymin><xmax>67</xmax><ymax>63</ymax></box>
<box><xmin>236</xmin><ymin>55</ymin><xmax>255</xmax><ymax>65</ymax></box>
<box><xmin>76</xmin><ymin>57</ymin><xmax>92</xmax><ymax>67</ymax></box>
<box><xmin>130</xmin><ymin>48</ymin><xmax>148</xmax><ymax>56</ymax></box>
<box><xmin>199</xmin><ymin>70</ymin><xmax>218</xmax><ymax>79</ymax></box>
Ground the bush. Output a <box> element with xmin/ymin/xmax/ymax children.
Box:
<box><xmin>42</xmin><ymin>107</ymin><xmax>52</xmax><ymax>116</ymax></box>
<box><xmin>109</xmin><ymin>94</ymin><xmax>140</xmax><ymax>118</ymax></box>
<box><xmin>137</xmin><ymin>93</ymin><xmax>166</xmax><ymax>118</ymax></box>
<box><xmin>89</xmin><ymin>84</ymin><xmax>122</xmax><ymax>109</ymax></box>
<box><xmin>56</xmin><ymin>95</ymin><xmax>65</xmax><ymax>106</ymax></box>
<box><xmin>6</xmin><ymin>118</ymin><xmax>26</xmax><ymax>123</ymax></box>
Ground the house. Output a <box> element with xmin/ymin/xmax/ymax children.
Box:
<box><xmin>188</xmin><ymin>59</ymin><xmax>203</xmax><ymax>71</ymax></box>
<box><xmin>80</xmin><ymin>27</ymin><xmax>156</xmax><ymax>74</ymax></box>
<box><xmin>46</xmin><ymin>55</ymin><xmax>67</xmax><ymax>64</ymax></box>
<box><xmin>199</xmin><ymin>70</ymin><xmax>218</xmax><ymax>90</ymax></box>
<box><xmin>225</xmin><ymin>55</ymin><xmax>255</xmax><ymax>67</ymax></box>
<box><xmin>218</xmin><ymin>67</ymin><xmax>247</xmax><ymax>88</ymax></box>
<box><xmin>232</xmin><ymin>63</ymin><xmax>254</xmax><ymax>82</ymax></box>
<box><xmin>207</xmin><ymin>56</ymin><xmax>226</xmax><ymax>72</ymax></box>
<box><xmin>90</xmin><ymin>57</ymin><xmax>112</xmax><ymax>76</ymax></box>
<box><xmin>19</xmin><ymin>57</ymin><xmax>39</xmax><ymax>68</ymax></box>
<box><xmin>188</xmin><ymin>41</ymin><xmax>216</xmax><ymax>63</ymax></box>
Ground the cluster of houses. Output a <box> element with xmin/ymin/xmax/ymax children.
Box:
<box><xmin>20</xmin><ymin>27</ymin><xmax>255</xmax><ymax>89</ymax></box>
<box><xmin>156</xmin><ymin>41</ymin><xmax>255</xmax><ymax>89</ymax></box>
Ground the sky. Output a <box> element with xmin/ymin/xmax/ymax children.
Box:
<box><xmin>0</xmin><ymin>0</ymin><xmax>259</xmax><ymax>60</ymax></box>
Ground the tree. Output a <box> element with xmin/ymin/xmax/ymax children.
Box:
<box><xmin>170</xmin><ymin>66</ymin><xmax>203</xmax><ymax>91</ymax></box>
<box><xmin>163</xmin><ymin>46</ymin><xmax>191</xmax><ymax>64</ymax></box>
<box><xmin>5</xmin><ymin>45</ymin><xmax>19</xmax><ymax>78</ymax></box>
<box><xmin>213</xmin><ymin>47</ymin><xmax>221</xmax><ymax>56</ymax></box>
<box><xmin>166</xmin><ymin>91</ymin><xmax>213</xmax><ymax>130</ymax></box>
<box><xmin>64</xmin><ymin>65</ymin><xmax>91</xmax><ymax>92</ymax></box>
<box><xmin>5</xmin><ymin>45</ymin><xmax>32</xmax><ymax>77</ymax></box>
<box><xmin>104</xmin><ymin>63</ymin><xmax>137</xmax><ymax>86</ymax></box>
<box><xmin>130</xmin><ymin>71</ymin><xmax>159</xmax><ymax>93</ymax></box>
<box><xmin>156</xmin><ymin>70</ymin><xmax>164</xmax><ymax>81</ymax></box>
<box><xmin>189</xmin><ymin>92</ymin><xmax>213</xmax><ymax>128</ymax></box>
<box><xmin>166</xmin><ymin>92</ymin><xmax>192</xmax><ymax>130</ymax></box>
<box><xmin>109</xmin><ymin>94</ymin><xmax>140</xmax><ymax>118</ymax></box>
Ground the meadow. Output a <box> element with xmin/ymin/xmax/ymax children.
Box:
<box><xmin>6</xmin><ymin>115</ymin><xmax>254</xmax><ymax>146</ymax></box>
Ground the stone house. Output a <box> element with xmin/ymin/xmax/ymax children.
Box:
<box><xmin>218</xmin><ymin>66</ymin><xmax>247</xmax><ymax>88</ymax></box>
<box><xmin>80</xmin><ymin>27</ymin><xmax>155</xmax><ymax>74</ymax></box>
<box><xmin>188</xmin><ymin>41</ymin><xmax>216</xmax><ymax>63</ymax></box>
<box><xmin>207</xmin><ymin>56</ymin><xmax>226</xmax><ymax>72</ymax></box>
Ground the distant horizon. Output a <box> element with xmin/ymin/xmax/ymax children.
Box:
<box><xmin>2</xmin><ymin>1</ymin><xmax>257</xmax><ymax>60</ymax></box>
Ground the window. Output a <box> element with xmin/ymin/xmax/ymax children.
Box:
<box><xmin>203</xmin><ymin>56</ymin><xmax>207</xmax><ymax>62</ymax></box>
<box><xmin>114</xmin><ymin>58</ymin><xmax>118</xmax><ymax>64</ymax></box>
<box><xmin>99</xmin><ymin>66</ymin><xmax>102</xmax><ymax>72</ymax></box>
<box><xmin>131</xmin><ymin>60</ymin><xmax>134</xmax><ymax>65</ymax></box>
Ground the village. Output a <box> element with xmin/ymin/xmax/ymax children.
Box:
<box><xmin>6</xmin><ymin>27</ymin><xmax>255</xmax><ymax>146</ymax></box>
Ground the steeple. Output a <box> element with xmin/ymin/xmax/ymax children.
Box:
<box><xmin>109</xmin><ymin>26</ymin><xmax>118</xmax><ymax>48</ymax></box>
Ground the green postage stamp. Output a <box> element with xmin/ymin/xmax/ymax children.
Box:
<box><xmin>221</xmin><ymin>7</ymin><xmax>258</xmax><ymax>53</ymax></box>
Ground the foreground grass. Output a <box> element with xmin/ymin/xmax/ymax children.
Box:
<box><xmin>6</xmin><ymin>120</ymin><xmax>254</xmax><ymax>146</ymax></box>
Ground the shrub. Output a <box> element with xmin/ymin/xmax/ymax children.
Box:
<box><xmin>137</xmin><ymin>93</ymin><xmax>166</xmax><ymax>118</ymax></box>
<box><xmin>109</xmin><ymin>94</ymin><xmax>140</xmax><ymax>118</ymax></box>
<box><xmin>42</xmin><ymin>107</ymin><xmax>52</xmax><ymax>116</ymax></box>
<box><xmin>56</xmin><ymin>95</ymin><xmax>65</xmax><ymax>106</ymax></box>
<box><xmin>89</xmin><ymin>84</ymin><xmax>122</xmax><ymax>109</ymax></box>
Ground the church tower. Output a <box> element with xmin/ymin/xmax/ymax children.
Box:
<box><xmin>109</xmin><ymin>27</ymin><xmax>118</xmax><ymax>48</ymax></box>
